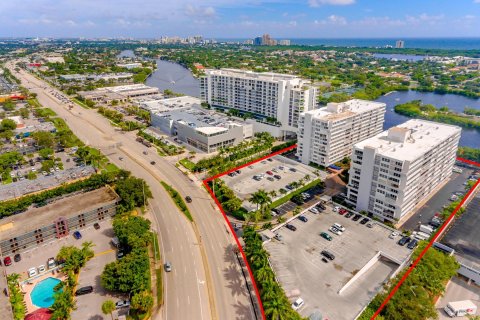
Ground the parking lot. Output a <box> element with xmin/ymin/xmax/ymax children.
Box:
<box><xmin>221</xmin><ymin>155</ymin><xmax>327</xmax><ymax>211</ymax></box>
<box><xmin>436</xmin><ymin>276</ymin><xmax>480</xmax><ymax>319</ymax></box>
<box><xmin>2</xmin><ymin>219</ymin><xmax>125</xmax><ymax>319</ymax></box>
<box><xmin>264</xmin><ymin>204</ymin><xmax>412</xmax><ymax>319</ymax></box>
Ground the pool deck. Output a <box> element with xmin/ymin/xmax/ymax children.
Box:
<box><xmin>20</xmin><ymin>270</ymin><xmax>66</xmax><ymax>314</ymax></box>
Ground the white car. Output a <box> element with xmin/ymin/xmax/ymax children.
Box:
<box><xmin>332</xmin><ymin>223</ymin><xmax>346</xmax><ymax>232</ymax></box>
<box><xmin>47</xmin><ymin>258</ymin><xmax>56</xmax><ymax>269</ymax></box>
<box><xmin>329</xmin><ymin>226</ymin><xmax>343</xmax><ymax>235</ymax></box>
<box><xmin>389</xmin><ymin>231</ymin><xmax>399</xmax><ymax>239</ymax></box>
<box><xmin>28</xmin><ymin>267</ymin><xmax>37</xmax><ymax>278</ymax></box>
<box><xmin>38</xmin><ymin>265</ymin><xmax>46</xmax><ymax>273</ymax></box>
<box><xmin>31</xmin><ymin>168</ymin><xmax>36</xmax><ymax>172</ymax></box>
<box><xmin>309</xmin><ymin>207</ymin><xmax>320</xmax><ymax>214</ymax></box>
<box><xmin>292</xmin><ymin>298</ymin><xmax>305</xmax><ymax>311</ymax></box>
<box><xmin>333</xmin><ymin>206</ymin><xmax>340</xmax><ymax>213</ymax></box>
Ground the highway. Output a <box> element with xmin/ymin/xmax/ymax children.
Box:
<box><xmin>9</xmin><ymin>62</ymin><xmax>257</xmax><ymax>320</ymax></box>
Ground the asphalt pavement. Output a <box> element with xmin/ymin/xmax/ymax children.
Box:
<box><xmin>10</xmin><ymin>63</ymin><xmax>256</xmax><ymax>320</ymax></box>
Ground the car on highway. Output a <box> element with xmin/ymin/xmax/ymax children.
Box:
<box><xmin>73</xmin><ymin>231</ymin><xmax>82</xmax><ymax>239</ymax></box>
<box><xmin>320</xmin><ymin>232</ymin><xmax>333</xmax><ymax>241</ymax></box>
<box><xmin>298</xmin><ymin>215</ymin><xmax>308</xmax><ymax>222</ymax></box>
<box><xmin>164</xmin><ymin>262</ymin><xmax>172</xmax><ymax>272</ymax></box>
<box><xmin>3</xmin><ymin>257</ymin><xmax>12</xmax><ymax>266</ymax></box>
<box><xmin>285</xmin><ymin>224</ymin><xmax>297</xmax><ymax>231</ymax></box>
<box><xmin>116</xmin><ymin>300</ymin><xmax>131</xmax><ymax>309</ymax></box>
<box><xmin>398</xmin><ymin>236</ymin><xmax>411</xmax><ymax>246</ymax></box>
<box><xmin>292</xmin><ymin>298</ymin><xmax>305</xmax><ymax>311</ymax></box>
<box><xmin>321</xmin><ymin>250</ymin><xmax>335</xmax><ymax>260</ymax></box>
<box><xmin>185</xmin><ymin>196</ymin><xmax>192</xmax><ymax>203</ymax></box>
<box><xmin>150</xmin><ymin>161</ymin><xmax>156</xmax><ymax>165</ymax></box>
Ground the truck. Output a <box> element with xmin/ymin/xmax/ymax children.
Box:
<box><xmin>444</xmin><ymin>300</ymin><xmax>477</xmax><ymax>317</ymax></box>
<box><xmin>419</xmin><ymin>224</ymin><xmax>434</xmax><ymax>235</ymax></box>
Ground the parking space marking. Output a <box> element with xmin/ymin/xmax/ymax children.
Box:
<box><xmin>94</xmin><ymin>249</ymin><xmax>115</xmax><ymax>257</ymax></box>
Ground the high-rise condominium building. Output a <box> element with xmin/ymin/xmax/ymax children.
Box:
<box><xmin>200</xmin><ymin>68</ymin><xmax>317</xmax><ymax>134</ymax></box>
<box><xmin>297</xmin><ymin>100</ymin><xmax>386</xmax><ymax>167</ymax></box>
<box><xmin>279</xmin><ymin>39</ymin><xmax>291</xmax><ymax>46</ymax></box>
<box><xmin>395</xmin><ymin>40</ymin><xmax>405</xmax><ymax>48</ymax></box>
<box><xmin>347</xmin><ymin>119</ymin><xmax>461</xmax><ymax>221</ymax></box>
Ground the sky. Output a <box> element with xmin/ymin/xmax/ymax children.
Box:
<box><xmin>1</xmin><ymin>0</ymin><xmax>480</xmax><ymax>39</ymax></box>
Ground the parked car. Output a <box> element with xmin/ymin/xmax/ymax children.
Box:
<box><xmin>116</xmin><ymin>250</ymin><xmax>125</xmax><ymax>259</ymax></box>
<box><xmin>235</xmin><ymin>170</ymin><xmax>241</xmax><ymax>174</ymax></box>
<box><xmin>329</xmin><ymin>226</ymin><xmax>343</xmax><ymax>235</ymax></box>
<box><xmin>266</xmin><ymin>171</ymin><xmax>273</xmax><ymax>175</ymax></box>
<box><xmin>321</xmin><ymin>250</ymin><xmax>335</xmax><ymax>260</ymax></box>
<box><xmin>47</xmin><ymin>258</ymin><xmax>56</xmax><ymax>269</ymax></box>
<box><xmin>360</xmin><ymin>218</ymin><xmax>370</xmax><ymax>225</ymax></box>
<box><xmin>274</xmin><ymin>174</ymin><xmax>281</xmax><ymax>180</ymax></box>
<box><xmin>73</xmin><ymin>231</ymin><xmax>82</xmax><ymax>239</ymax></box>
<box><xmin>116</xmin><ymin>300</ymin><xmax>131</xmax><ymax>309</ymax></box>
<box><xmin>267</xmin><ymin>177</ymin><xmax>274</xmax><ymax>182</ymax></box>
<box><xmin>93</xmin><ymin>223</ymin><xmax>100</xmax><ymax>230</ymax></box>
<box><xmin>185</xmin><ymin>196</ymin><xmax>192</xmax><ymax>203</ymax></box>
<box><xmin>298</xmin><ymin>215</ymin><xmax>308</xmax><ymax>222</ymax></box>
<box><xmin>321</xmin><ymin>257</ymin><xmax>329</xmax><ymax>263</ymax></box>
<box><xmin>291</xmin><ymin>298</ymin><xmax>305</xmax><ymax>311</ymax></box>
<box><xmin>289</xmin><ymin>168</ymin><xmax>297</xmax><ymax>172</ymax></box>
<box><xmin>338</xmin><ymin>208</ymin><xmax>347</xmax><ymax>215</ymax></box>
<box><xmin>267</xmin><ymin>158</ymin><xmax>273</xmax><ymax>162</ymax></box>
<box><xmin>320</xmin><ymin>232</ymin><xmax>333</xmax><ymax>241</ymax></box>
<box><xmin>285</xmin><ymin>224</ymin><xmax>297</xmax><ymax>231</ymax></box>
<box><xmin>75</xmin><ymin>286</ymin><xmax>93</xmax><ymax>296</ymax></box>
<box><xmin>398</xmin><ymin>236</ymin><xmax>411</xmax><ymax>246</ymax></box>
<box><xmin>150</xmin><ymin>161</ymin><xmax>156</xmax><ymax>165</ymax></box>
<box><xmin>352</xmin><ymin>214</ymin><xmax>362</xmax><ymax>221</ymax></box>
<box><xmin>309</xmin><ymin>207</ymin><xmax>320</xmax><ymax>214</ymax></box>
<box><xmin>274</xmin><ymin>234</ymin><xmax>283</xmax><ymax>241</ymax></box>
<box><xmin>333</xmin><ymin>206</ymin><xmax>340</xmax><ymax>213</ymax></box>
<box><xmin>345</xmin><ymin>212</ymin><xmax>354</xmax><ymax>218</ymax></box>
<box><xmin>164</xmin><ymin>262</ymin><xmax>172</xmax><ymax>272</ymax></box>
<box><xmin>317</xmin><ymin>203</ymin><xmax>326</xmax><ymax>210</ymax></box>
<box><xmin>407</xmin><ymin>239</ymin><xmax>418</xmax><ymax>250</ymax></box>
<box><xmin>389</xmin><ymin>231</ymin><xmax>400</xmax><ymax>239</ymax></box>
<box><xmin>28</xmin><ymin>267</ymin><xmax>37</xmax><ymax>278</ymax></box>
<box><xmin>332</xmin><ymin>223</ymin><xmax>345</xmax><ymax>232</ymax></box>
<box><xmin>38</xmin><ymin>265</ymin><xmax>46</xmax><ymax>273</ymax></box>
<box><xmin>3</xmin><ymin>257</ymin><xmax>12</xmax><ymax>266</ymax></box>
<box><xmin>14</xmin><ymin>254</ymin><xmax>21</xmax><ymax>263</ymax></box>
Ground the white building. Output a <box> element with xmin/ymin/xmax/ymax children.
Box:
<box><xmin>117</xmin><ymin>62</ymin><xmax>143</xmax><ymax>69</ymax></box>
<box><xmin>279</xmin><ymin>40</ymin><xmax>291</xmax><ymax>46</ymax></box>
<box><xmin>200</xmin><ymin>68</ymin><xmax>317</xmax><ymax>137</ymax></box>
<box><xmin>347</xmin><ymin>119</ymin><xmax>461</xmax><ymax>221</ymax></box>
<box><xmin>297</xmin><ymin>99</ymin><xmax>386</xmax><ymax>167</ymax></box>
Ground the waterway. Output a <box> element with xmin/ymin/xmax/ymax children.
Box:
<box><xmin>118</xmin><ymin>50</ymin><xmax>480</xmax><ymax>148</ymax></box>
<box><xmin>375</xmin><ymin>91</ymin><xmax>480</xmax><ymax>148</ymax></box>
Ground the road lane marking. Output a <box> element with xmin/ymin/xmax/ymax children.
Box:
<box><xmin>94</xmin><ymin>249</ymin><xmax>115</xmax><ymax>257</ymax></box>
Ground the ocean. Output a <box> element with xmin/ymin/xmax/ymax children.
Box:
<box><xmin>216</xmin><ymin>38</ymin><xmax>480</xmax><ymax>50</ymax></box>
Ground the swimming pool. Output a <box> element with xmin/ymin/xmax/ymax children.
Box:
<box><xmin>30</xmin><ymin>277</ymin><xmax>62</xmax><ymax>308</ymax></box>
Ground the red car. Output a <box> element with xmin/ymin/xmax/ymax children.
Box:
<box><xmin>3</xmin><ymin>257</ymin><xmax>12</xmax><ymax>266</ymax></box>
<box><xmin>266</xmin><ymin>171</ymin><xmax>273</xmax><ymax>175</ymax></box>
<box><xmin>339</xmin><ymin>208</ymin><xmax>347</xmax><ymax>215</ymax></box>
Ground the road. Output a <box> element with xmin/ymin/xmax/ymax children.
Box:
<box><xmin>9</xmin><ymin>63</ymin><xmax>257</xmax><ymax>320</ymax></box>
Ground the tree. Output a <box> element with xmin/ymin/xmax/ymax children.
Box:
<box><xmin>101</xmin><ymin>300</ymin><xmax>116</xmax><ymax>320</ymax></box>
<box><xmin>32</xmin><ymin>131</ymin><xmax>55</xmax><ymax>148</ymax></box>
<box><xmin>249</xmin><ymin>189</ymin><xmax>272</xmax><ymax>215</ymax></box>
<box><xmin>0</xmin><ymin>118</ymin><xmax>16</xmax><ymax>131</ymax></box>
<box><xmin>222</xmin><ymin>197</ymin><xmax>243</xmax><ymax>213</ymax></box>
<box><xmin>113</xmin><ymin>215</ymin><xmax>152</xmax><ymax>250</ymax></box>
<box><xmin>38</xmin><ymin>147</ymin><xmax>54</xmax><ymax>159</ymax></box>
<box><xmin>115</xmin><ymin>177</ymin><xmax>152</xmax><ymax>211</ymax></box>
<box><xmin>131</xmin><ymin>290</ymin><xmax>154</xmax><ymax>314</ymax></box>
<box><xmin>56</xmin><ymin>242</ymin><xmax>94</xmax><ymax>274</ymax></box>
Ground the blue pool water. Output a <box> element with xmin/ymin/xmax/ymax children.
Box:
<box><xmin>30</xmin><ymin>277</ymin><xmax>62</xmax><ymax>308</ymax></box>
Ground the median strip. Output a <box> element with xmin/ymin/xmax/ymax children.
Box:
<box><xmin>160</xmin><ymin>181</ymin><xmax>193</xmax><ymax>222</ymax></box>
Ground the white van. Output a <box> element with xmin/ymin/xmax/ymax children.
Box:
<box><xmin>333</xmin><ymin>223</ymin><xmax>345</xmax><ymax>232</ymax></box>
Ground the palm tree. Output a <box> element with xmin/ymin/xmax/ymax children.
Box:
<box><xmin>102</xmin><ymin>300</ymin><xmax>116</xmax><ymax>320</ymax></box>
<box><xmin>269</xmin><ymin>190</ymin><xmax>277</xmax><ymax>199</ymax></box>
<box><xmin>263</xmin><ymin>294</ymin><xmax>291</xmax><ymax>320</ymax></box>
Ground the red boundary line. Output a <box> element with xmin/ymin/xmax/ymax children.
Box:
<box><xmin>371</xmin><ymin>157</ymin><xmax>480</xmax><ymax>319</ymax></box>
<box><xmin>202</xmin><ymin>144</ymin><xmax>297</xmax><ymax>320</ymax></box>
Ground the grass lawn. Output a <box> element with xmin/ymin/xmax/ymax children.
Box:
<box><xmin>152</xmin><ymin>232</ymin><xmax>161</xmax><ymax>261</ymax></box>
<box><xmin>72</xmin><ymin>97</ymin><xmax>90</xmax><ymax>109</ymax></box>
<box><xmin>270</xmin><ymin>179</ymin><xmax>323</xmax><ymax>209</ymax></box>
<box><xmin>103</xmin><ymin>163</ymin><xmax>119</xmax><ymax>173</ymax></box>
<box><xmin>179</xmin><ymin>158</ymin><xmax>195</xmax><ymax>171</ymax></box>
<box><xmin>27</xmin><ymin>98</ymin><xmax>42</xmax><ymax>108</ymax></box>
<box><xmin>156</xmin><ymin>268</ymin><xmax>163</xmax><ymax>307</ymax></box>
<box><xmin>36</xmin><ymin>108</ymin><xmax>57</xmax><ymax>117</ymax></box>
<box><xmin>160</xmin><ymin>181</ymin><xmax>193</xmax><ymax>222</ymax></box>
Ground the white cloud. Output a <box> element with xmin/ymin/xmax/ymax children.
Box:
<box><xmin>185</xmin><ymin>5</ymin><xmax>217</xmax><ymax>18</ymax></box>
<box><xmin>288</xmin><ymin>20</ymin><xmax>297</xmax><ymax>27</ymax></box>
<box><xmin>464</xmin><ymin>15</ymin><xmax>476</xmax><ymax>19</ymax></box>
<box><xmin>309</xmin><ymin>0</ymin><xmax>355</xmax><ymax>7</ymax></box>
<box><xmin>314</xmin><ymin>14</ymin><xmax>347</xmax><ymax>26</ymax></box>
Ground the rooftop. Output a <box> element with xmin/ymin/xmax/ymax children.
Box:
<box><xmin>139</xmin><ymin>96</ymin><xmax>201</xmax><ymax>113</ymax></box>
<box><xmin>302</xmin><ymin>99</ymin><xmax>386</xmax><ymax>122</ymax></box>
<box><xmin>205</xmin><ymin>68</ymin><xmax>305</xmax><ymax>82</ymax></box>
<box><xmin>354</xmin><ymin>119</ymin><xmax>461</xmax><ymax>161</ymax></box>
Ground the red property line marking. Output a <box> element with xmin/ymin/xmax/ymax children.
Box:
<box><xmin>372</xmin><ymin>157</ymin><xmax>480</xmax><ymax>319</ymax></box>
<box><xmin>203</xmin><ymin>144</ymin><xmax>297</xmax><ymax>320</ymax></box>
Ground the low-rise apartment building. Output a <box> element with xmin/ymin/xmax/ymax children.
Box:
<box><xmin>297</xmin><ymin>99</ymin><xmax>386</xmax><ymax>167</ymax></box>
<box><xmin>78</xmin><ymin>84</ymin><xmax>159</xmax><ymax>104</ymax></box>
<box><xmin>347</xmin><ymin>119</ymin><xmax>461</xmax><ymax>221</ymax></box>
<box><xmin>200</xmin><ymin>68</ymin><xmax>317</xmax><ymax>137</ymax></box>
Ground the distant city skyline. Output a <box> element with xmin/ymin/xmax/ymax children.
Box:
<box><xmin>1</xmin><ymin>0</ymin><xmax>480</xmax><ymax>38</ymax></box>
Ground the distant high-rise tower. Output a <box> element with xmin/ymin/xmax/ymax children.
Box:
<box><xmin>395</xmin><ymin>40</ymin><xmax>405</xmax><ymax>48</ymax></box>
<box><xmin>262</xmin><ymin>33</ymin><xmax>272</xmax><ymax>46</ymax></box>
<box><xmin>254</xmin><ymin>37</ymin><xmax>262</xmax><ymax>46</ymax></box>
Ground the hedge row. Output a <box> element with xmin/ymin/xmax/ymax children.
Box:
<box><xmin>160</xmin><ymin>181</ymin><xmax>193</xmax><ymax>221</ymax></box>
